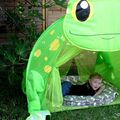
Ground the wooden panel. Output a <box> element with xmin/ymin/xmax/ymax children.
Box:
<box><xmin>0</xmin><ymin>0</ymin><xmax>16</xmax><ymax>43</ymax></box>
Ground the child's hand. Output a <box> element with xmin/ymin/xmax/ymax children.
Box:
<box><xmin>94</xmin><ymin>84</ymin><xmax>105</xmax><ymax>96</ymax></box>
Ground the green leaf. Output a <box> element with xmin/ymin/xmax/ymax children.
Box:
<box><xmin>0</xmin><ymin>60</ymin><xmax>6</xmax><ymax>70</ymax></box>
<box><xmin>28</xmin><ymin>10</ymin><xmax>43</xmax><ymax>20</ymax></box>
<box><xmin>15</xmin><ymin>39</ymin><xmax>28</xmax><ymax>58</ymax></box>
<box><xmin>30</xmin><ymin>0</ymin><xmax>38</xmax><ymax>4</ymax></box>
<box><xmin>53</xmin><ymin>0</ymin><xmax>67</xmax><ymax>8</ymax></box>
<box><xmin>1</xmin><ymin>0</ymin><xmax>55</xmax><ymax>87</ymax></box>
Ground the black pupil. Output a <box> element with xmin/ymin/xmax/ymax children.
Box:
<box><xmin>76</xmin><ymin>0</ymin><xmax>90</xmax><ymax>21</ymax></box>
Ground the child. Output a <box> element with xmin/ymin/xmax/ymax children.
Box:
<box><xmin>62</xmin><ymin>73</ymin><xmax>105</xmax><ymax>96</ymax></box>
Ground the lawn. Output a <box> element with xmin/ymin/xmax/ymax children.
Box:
<box><xmin>1</xmin><ymin>83</ymin><xmax>120</xmax><ymax>120</ymax></box>
<box><xmin>52</xmin><ymin>105</ymin><xmax>120</xmax><ymax>120</ymax></box>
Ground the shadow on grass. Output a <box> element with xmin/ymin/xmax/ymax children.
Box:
<box><xmin>0</xmin><ymin>82</ymin><xmax>29</xmax><ymax>120</ymax></box>
<box><xmin>51</xmin><ymin>104</ymin><xmax>120</xmax><ymax>120</ymax></box>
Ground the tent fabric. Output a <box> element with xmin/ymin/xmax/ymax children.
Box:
<box><xmin>64</xmin><ymin>0</ymin><xmax>120</xmax><ymax>51</ymax></box>
<box><xmin>26</xmin><ymin>17</ymin><xmax>82</xmax><ymax>113</ymax></box>
<box><xmin>95</xmin><ymin>51</ymin><xmax>120</xmax><ymax>91</ymax></box>
<box><xmin>44</xmin><ymin>46</ymin><xmax>82</xmax><ymax>111</ymax></box>
<box><xmin>25</xmin><ymin>0</ymin><xmax>120</xmax><ymax>114</ymax></box>
<box><xmin>26</xmin><ymin>17</ymin><xmax>64</xmax><ymax>113</ymax></box>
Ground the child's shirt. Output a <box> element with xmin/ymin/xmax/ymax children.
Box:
<box><xmin>67</xmin><ymin>82</ymin><xmax>98</xmax><ymax>96</ymax></box>
<box><xmin>62</xmin><ymin>81</ymin><xmax>98</xmax><ymax>96</ymax></box>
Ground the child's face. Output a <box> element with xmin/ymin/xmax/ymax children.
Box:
<box><xmin>89</xmin><ymin>78</ymin><xmax>102</xmax><ymax>90</ymax></box>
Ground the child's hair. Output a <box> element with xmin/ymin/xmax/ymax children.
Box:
<box><xmin>89</xmin><ymin>73</ymin><xmax>102</xmax><ymax>80</ymax></box>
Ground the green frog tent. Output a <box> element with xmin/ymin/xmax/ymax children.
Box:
<box><xmin>24</xmin><ymin>0</ymin><xmax>120</xmax><ymax>119</ymax></box>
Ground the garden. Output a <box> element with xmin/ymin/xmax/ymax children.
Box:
<box><xmin>0</xmin><ymin>0</ymin><xmax>120</xmax><ymax>120</ymax></box>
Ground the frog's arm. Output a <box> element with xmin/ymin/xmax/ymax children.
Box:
<box><xmin>95</xmin><ymin>52</ymin><xmax>113</xmax><ymax>80</ymax></box>
<box><xmin>96</xmin><ymin>52</ymin><xmax>112</xmax><ymax>66</ymax></box>
<box><xmin>26</xmin><ymin>17</ymin><xmax>65</xmax><ymax>114</ymax></box>
<box><xmin>95</xmin><ymin>51</ymin><xmax>120</xmax><ymax>90</ymax></box>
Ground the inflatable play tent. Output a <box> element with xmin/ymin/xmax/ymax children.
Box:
<box><xmin>25</xmin><ymin>0</ymin><xmax>120</xmax><ymax>119</ymax></box>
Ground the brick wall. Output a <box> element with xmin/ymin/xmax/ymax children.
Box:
<box><xmin>46</xmin><ymin>5</ymin><xmax>66</xmax><ymax>27</ymax></box>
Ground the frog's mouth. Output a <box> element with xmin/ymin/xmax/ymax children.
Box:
<box><xmin>69</xmin><ymin>30</ymin><xmax>120</xmax><ymax>40</ymax></box>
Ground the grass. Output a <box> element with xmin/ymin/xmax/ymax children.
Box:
<box><xmin>1</xmin><ymin>83</ymin><xmax>120</xmax><ymax>120</ymax></box>
<box><xmin>52</xmin><ymin>105</ymin><xmax>120</xmax><ymax>120</ymax></box>
<box><xmin>0</xmin><ymin>82</ymin><xmax>28</xmax><ymax>120</ymax></box>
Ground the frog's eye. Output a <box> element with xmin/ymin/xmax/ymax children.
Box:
<box><xmin>76</xmin><ymin>0</ymin><xmax>90</xmax><ymax>22</ymax></box>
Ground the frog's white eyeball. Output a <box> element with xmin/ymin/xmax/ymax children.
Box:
<box><xmin>80</xmin><ymin>1</ymin><xmax>88</xmax><ymax>9</ymax></box>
